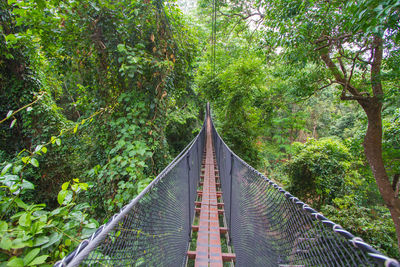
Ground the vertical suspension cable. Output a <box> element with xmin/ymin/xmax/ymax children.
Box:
<box><xmin>213</xmin><ymin>0</ymin><xmax>216</xmax><ymax>77</ymax></box>
<box><xmin>211</xmin><ymin>0</ymin><xmax>217</xmax><ymax>80</ymax></box>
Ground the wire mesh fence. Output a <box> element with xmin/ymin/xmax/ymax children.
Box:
<box><xmin>55</xmin><ymin>119</ymin><xmax>205</xmax><ymax>267</ymax></box>
<box><xmin>211</xmin><ymin>117</ymin><xmax>400</xmax><ymax>267</ymax></box>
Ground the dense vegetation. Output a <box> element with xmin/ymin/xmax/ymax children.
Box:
<box><xmin>0</xmin><ymin>0</ymin><xmax>399</xmax><ymax>265</ymax></box>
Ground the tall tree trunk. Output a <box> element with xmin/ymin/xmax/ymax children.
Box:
<box><xmin>360</xmin><ymin>99</ymin><xmax>400</xmax><ymax>251</ymax></box>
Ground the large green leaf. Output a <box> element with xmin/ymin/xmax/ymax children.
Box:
<box><xmin>57</xmin><ymin>190</ymin><xmax>68</xmax><ymax>205</ymax></box>
<box><xmin>0</xmin><ymin>236</ymin><xmax>12</xmax><ymax>250</ymax></box>
<box><xmin>7</xmin><ymin>257</ymin><xmax>24</xmax><ymax>267</ymax></box>
<box><xmin>1</xmin><ymin>163</ymin><xmax>12</xmax><ymax>175</ymax></box>
<box><xmin>19</xmin><ymin>213</ymin><xmax>31</xmax><ymax>227</ymax></box>
<box><xmin>30</xmin><ymin>158</ymin><xmax>39</xmax><ymax>168</ymax></box>
<box><xmin>20</xmin><ymin>179</ymin><xmax>35</xmax><ymax>190</ymax></box>
<box><xmin>23</xmin><ymin>248</ymin><xmax>40</xmax><ymax>266</ymax></box>
<box><xmin>0</xmin><ymin>221</ymin><xmax>8</xmax><ymax>232</ymax></box>
<box><xmin>41</xmin><ymin>232</ymin><xmax>62</xmax><ymax>249</ymax></box>
<box><xmin>28</xmin><ymin>255</ymin><xmax>48</xmax><ymax>266</ymax></box>
<box><xmin>33</xmin><ymin>236</ymin><xmax>49</xmax><ymax>247</ymax></box>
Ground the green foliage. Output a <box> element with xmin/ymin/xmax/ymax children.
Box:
<box><xmin>0</xmin><ymin>164</ymin><xmax>98</xmax><ymax>266</ymax></box>
<box><xmin>196</xmin><ymin>32</ymin><xmax>269</xmax><ymax>166</ymax></box>
<box><xmin>166</xmin><ymin>101</ymin><xmax>202</xmax><ymax>156</ymax></box>
<box><xmin>213</xmin><ymin>56</ymin><xmax>266</xmax><ymax>166</ymax></box>
<box><xmin>322</xmin><ymin>203</ymin><xmax>399</xmax><ymax>259</ymax></box>
<box><xmin>286</xmin><ymin>138</ymin><xmax>356</xmax><ymax>207</ymax></box>
<box><xmin>383</xmin><ymin>109</ymin><xmax>400</xmax><ymax>178</ymax></box>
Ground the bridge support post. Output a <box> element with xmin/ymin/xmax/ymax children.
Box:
<box><xmin>229</xmin><ymin>153</ymin><xmax>233</xmax><ymax>245</ymax></box>
<box><xmin>187</xmin><ymin>154</ymin><xmax>191</xmax><ymax>239</ymax></box>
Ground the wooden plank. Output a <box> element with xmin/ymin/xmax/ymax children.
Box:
<box><xmin>222</xmin><ymin>253</ymin><xmax>236</xmax><ymax>262</ymax></box>
<box><xmin>187</xmin><ymin>251</ymin><xmax>196</xmax><ymax>259</ymax></box>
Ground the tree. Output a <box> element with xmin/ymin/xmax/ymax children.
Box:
<box><xmin>286</xmin><ymin>138</ymin><xmax>354</xmax><ymax>208</ymax></box>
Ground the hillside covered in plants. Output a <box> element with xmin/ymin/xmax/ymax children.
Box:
<box><xmin>1</xmin><ymin>0</ymin><xmax>399</xmax><ymax>265</ymax></box>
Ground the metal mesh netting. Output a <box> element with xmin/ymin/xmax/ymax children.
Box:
<box><xmin>210</xmin><ymin>118</ymin><xmax>399</xmax><ymax>267</ymax></box>
<box><xmin>55</xmin><ymin>119</ymin><xmax>205</xmax><ymax>267</ymax></box>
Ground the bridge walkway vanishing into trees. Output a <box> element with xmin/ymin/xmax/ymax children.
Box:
<box><xmin>55</xmin><ymin>104</ymin><xmax>400</xmax><ymax>267</ymax></box>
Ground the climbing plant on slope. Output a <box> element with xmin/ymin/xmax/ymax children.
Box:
<box><xmin>1</xmin><ymin>0</ymin><xmax>201</xmax><ymax>264</ymax></box>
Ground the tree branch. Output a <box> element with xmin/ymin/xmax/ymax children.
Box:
<box><xmin>319</xmin><ymin>51</ymin><xmax>360</xmax><ymax>97</ymax></box>
<box><xmin>318</xmin><ymin>81</ymin><xmax>335</xmax><ymax>91</ymax></box>
<box><xmin>218</xmin><ymin>10</ymin><xmax>264</xmax><ymax>21</ymax></box>
<box><xmin>370</xmin><ymin>35</ymin><xmax>384</xmax><ymax>97</ymax></box>
<box><xmin>340</xmin><ymin>95</ymin><xmax>370</xmax><ymax>101</ymax></box>
<box><xmin>0</xmin><ymin>92</ymin><xmax>46</xmax><ymax>124</ymax></box>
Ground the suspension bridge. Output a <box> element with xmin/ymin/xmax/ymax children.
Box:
<box><xmin>55</xmin><ymin>104</ymin><xmax>399</xmax><ymax>266</ymax></box>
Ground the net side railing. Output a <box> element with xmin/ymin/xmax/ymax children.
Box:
<box><xmin>210</xmin><ymin>118</ymin><xmax>400</xmax><ymax>267</ymax></box>
<box><xmin>55</xmin><ymin>119</ymin><xmax>206</xmax><ymax>267</ymax></box>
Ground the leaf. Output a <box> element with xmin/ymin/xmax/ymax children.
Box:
<box><xmin>21</xmin><ymin>157</ymin><xmax>30</xmax><ymax>164</ymax></box>
<box><xmin>135</xmin><ymin>257</ymin><xmax>145</xmax><ymax>267</ymax></box>
<box><xmin>10</xmin><ymin>119</ymin><xmax>17</xmax><ymax>128</ymax></box>
<box><xmin>5</xmin><ymin>34</ymin><xmax>18</xmax><ymax>46</ymax></box>
<box><xmin>20</xmin><ymin>179</ymin><xmax>35</xmax><ymax>190</ymax></box>
<box><xmin>7</xmin><ymin>257</ymin><xmax>24</xmax><ymax>267</ymax></box>
<box><xmin>1</xmin><ymin>163</ymin><xmax>12</xmax><ymax>175</ymax></box>
<box><xmin>57</xmin><ymin>190</ymin><xmax>68</xmax><ymax>205</ymax></box>
<box><xmin>55</xmin><ymin>138</ymin><xmax>61</xmax><ymax>146</ymax></box>
<box><xmin>13</xmin><ymin>165</ymin><xmax>22</xmax><ymax>174</ymax></box>
<box><xmin>79</xmin><ymin>183</ymin><xmax>88</xmax><ymax>191</ymax></box>
<box><xmin>30</xmin><ymin>158</ymin><xmax>39</xmax><ymax>168</ymax></box>
<box><xmin>73</xmin><ymin>202</ymin><xmax>90</xmax><ymax>211</ymax></box>
<box><xmin>81</xmin><ymin>227</ymin><xmax>96</xmax><ymax>238</ymax></box>
<box><xmin>51</xmin><ymin>136</ymin><xmax>56</xmax><ymax>144</ymax></box>
<box><xmin>19</xmin><ymin>213</ymin><xmax>31</xmax><ymax>227</ymax></box>
<box><xmin>23</xmin><ymin>248</ymin><xmax>40</xmax><ymax>265</ymax></box>
<box><xmin>63</xmin><ymin>191</ymin><xmax>73</xmax><ymax>204</ymax></box>
<box><xmin>15</xmin><ymin>198</ymin><xmax>28</xmax><ymax>209</ymax></box>
<box><xmin>0</xmin><ymin>221</ymin><xmax>8</xmax><ymax>232</ymax></box>
<box><xmin>33</xmin><ymin>236</ymin><xmax>49</xmax><ymax>247</ymax></box>
<box><xmin>73</xmin><ymin>124</ymin><xmax>78</xmax><ymax>133</ymax></box>
<box><xmin>61</xmin><ymin>182</ymin><xmax>70</xmax><ymax>190</ymax></box>
<box><xmin>85</xmin><ymin>222</ymin><xmax>97</xmax><ymax>228</ymax></box>
<box><xmin>28</xmin><ymin>255</ymin><xmax>48</xmax><ymax>266</ymax></box>
<box><xmin>71</xmin><ymin>183</ymin><xmax>78</xmax><ymax>192</ymax></box>
<box><xmin>11</xmin><ymin>238</ymin><xmax>32</xmax><ymax>249</ymax></box>
<box><xmin>34</xmin><ymin>145</ymin><xmax>42</xmax><ymax>153</ymax></box>
<box><xmin>0</xmin><ymin>236</ymin><xmax>12</xmax><ymax>250</ymax></box>
<box><xmin>41</xmin><ymin>232</ymin><xmax>62</xmax><ymax>249</ymax></box>
<box><xmin>26</xmin><ymin>107</ymin><xmax>33</xmax><ymax>112</ymax></box>
<box><xmin>41</xmin><ymin>146</ymin><xmax>47</xmax><ymax>153</ymax></box>
<box><xmin>117</xmin><ymin>44</ymin><xmax>126</xmax><ymax>52</ymax></box>
<box><xmin>6</xmin><ymin>110</ymin><xmax>13</xmax><ymax>119</ymax></box>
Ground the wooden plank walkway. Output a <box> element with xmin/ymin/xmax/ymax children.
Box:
<box><xmin>187</xmin><ymin>115</ymin><xmax>236</xmax><ymax>266</ymax></box>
